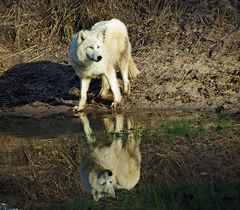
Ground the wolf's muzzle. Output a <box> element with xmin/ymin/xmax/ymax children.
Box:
<box><xmin>97</xmin><ymin>56</ymin><xmax>102</xmax><ymax>62</ymax></box>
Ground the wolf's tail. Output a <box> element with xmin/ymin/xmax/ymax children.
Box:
<box><xmin>128</xmin><ymin>55</ymin><xmax>140</xmax><ymax>79</ymax></box>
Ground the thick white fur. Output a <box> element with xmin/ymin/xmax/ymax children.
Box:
<box><xmin>78</xmin><ymin>113</ymin><xmax>141</xmax><ymax>201</ymax></box>
<box><xmin>69</xmin><ymin>19</ymin><xmax>139</xmax><ymax>111</ymax></box>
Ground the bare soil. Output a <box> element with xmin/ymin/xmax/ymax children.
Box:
<box><xmin>0</xmin><ymin>0</ymin><xmax>239</xmax><ymax>116</ymax></box>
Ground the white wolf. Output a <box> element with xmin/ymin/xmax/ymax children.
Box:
<box><xmin>78</xmin><ymin>113</ymin><xmax>141</xmax><ymax>201</ymax></box>
<box><xmin>68</xmin><ymin>19</ymin><xmax>140</xmax><ymax>111</ymax></box>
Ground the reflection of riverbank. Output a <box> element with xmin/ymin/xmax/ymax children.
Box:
<box><xmin>0</xmin><ymin>116</ymin><xmax>82</xmax><ymax>139</ymax></box>
<box><xmin>0</xmin><ymin>112</ymin><xmax>142</xmax><ymax>207</ymax></box>
<box><xmin>0</xmin><ymin>134</ymin><xmax>83</xmax><ymax>207</ymax></box>
<box><xmin>0</xmin><ymin>112</ymin><xmax>239</xmax><ymax>209</ymax></box>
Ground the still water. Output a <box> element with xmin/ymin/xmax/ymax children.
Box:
<box><xmin>0</xmin><ymin>111</ymin><xmax>239</xmax><ymax>210</ymax></box>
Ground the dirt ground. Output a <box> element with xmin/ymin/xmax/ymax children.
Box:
<box><xmin>0</xmin><ymin>0</ymin><xmax>239</xmax><ymax>116</ymax></box>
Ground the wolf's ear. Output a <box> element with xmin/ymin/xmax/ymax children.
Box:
<box><xmin>77</xmin><ymin>31</ymin><xmax>86</xmax><ymax>43</ymax></box>
<box><xmin>97</xmin><ymin>27</ymin><xmax>106</xmax><ymax>43</ymax></box>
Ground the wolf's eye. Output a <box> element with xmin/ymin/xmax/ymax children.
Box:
<box><xmin>89</xmin><ymin>46</ymin><xmax>94</xmax><ymax>49</ymax></box>
<box><xmin>97</xmin><ymin>46</ymin><xmax>100</xmax><ymax>49</ymax></box>
<box><xmin>101</xmin><ymin>182</ymin><xmax>106</xmax><ymax>186</ymax></box>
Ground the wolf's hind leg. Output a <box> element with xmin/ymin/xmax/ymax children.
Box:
<box><xmin>119</xmin><ymin>60</ymin><xmax>130</xmax><ymax>95</ymax></box>
<box><xmin>118</xmin><ymin>45</ymin><xmax>130</xmax><ymax>95</ymax></box>
<box><xmin>105</xmin><ymin>67</ymin><xmax>122</xmax><ymax>108</ymax></box>
<box><xmin>99</xmin><ymin>75</ymin><xmax>110</xmax><ymax>99</ymax></box>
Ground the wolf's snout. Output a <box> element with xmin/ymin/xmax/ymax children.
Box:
<box><xmin>98</xmin><ymin>169</ymin><xmax>113</xmax><ymax>179</ymax></box>
<box><xmin>107</xmin><ymin>170</ymin><xmax>113</xmax><ymax>176</ymax></box>
<box><xmin>104</xmin><ymin>169</ymin><xmax>113</xmax><ymax>177</ymax></box>
<box><xmin>97</xmin><ymin>55</ymin><xmax>102</xmax><ymax>61</ymax></box>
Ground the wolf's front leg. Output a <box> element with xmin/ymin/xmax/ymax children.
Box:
<box><xmin>73</xmin><ymin>77</ymin><xmax>91</xmax><ymax>112</ymax></box>
<box><xmin>105</xmin><ymin>68</ymin><xmax>122</xmax><ymax>108</ymax></box>
<box><xmin>78</xmin><ymin>112</ymin><xmax>96</xmax><ymax>143</ymax></box>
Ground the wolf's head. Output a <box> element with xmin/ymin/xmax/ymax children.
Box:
<box><xmin>81</xmin><ymin>167</ymin><xmax>117</xmax><ymax>201</ymax></box>
<box><xmin>76</xmin><ymin>30</ymin><xmax>104</xmax><ymax>63</ymax></box>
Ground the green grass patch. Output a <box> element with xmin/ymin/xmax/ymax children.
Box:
<box><xmin>160</xmin><ymin>118</ymin><xmax>205</xmax><ymax>137</ymax></box>
<box><xmin>141</xmin><ymin>114</ymin><xmax>234</xmax><ymax>141</ymax></box>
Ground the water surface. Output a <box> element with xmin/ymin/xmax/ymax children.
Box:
<box><xmin>0</xmin><ymin>111</ymin><xmax>239</xmax><ymax>210</ymax></box>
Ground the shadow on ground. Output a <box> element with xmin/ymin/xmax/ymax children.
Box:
<box><xmin>0</xmin><ymin>61</ymin><xmax>107</xmax><ymax>110</ymax></box>
<box><xmin>0</xmin><ymin>61</ymin><xmax>78</xmax><ymax>107</ymax></box>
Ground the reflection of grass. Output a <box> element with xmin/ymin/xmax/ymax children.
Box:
<box><xmin>41</xmin><ymin>182</ymin><xmax>239</xmax><ymax>210</ymax></box>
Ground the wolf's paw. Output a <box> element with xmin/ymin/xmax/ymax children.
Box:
<box><xmin>111</xmin><ymin>102</ymin><xmax>120</xmax><ymax>109</ymax></box>
<box><xmin>72</xmin><ymin>106</ymin><xmax>84</xmax><ymax>112</ymax></box>
<box><xmin>123</xmin><ymin>82</ymin><xmax>131</xmax><ymax>96</ymax></box>
<box><xmin>98</xmin><ymin>91</ymin><xmax>111</xmax><ymax>100</ymax></box>
<box><xmin>123</xmin><ymin>88</ymin><xmax>131</xmax><ymax>96</ymax></box>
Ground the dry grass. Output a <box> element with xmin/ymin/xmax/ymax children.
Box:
<box><xmin>0</xmin><ymin>0</ymin><xmax>239</xmax><ymax>110</ymax></box>
<box><xmin>141</xmin><ymin>129</ymin><xmax>240</xmax><ymax>186</ymax></box>
<box><xmin>0</xmin><ymin>0</ymin><xmax>239</xmax><ymax>56</ymax></box>
<box><xmin>0</xmin><ymin>136</ymin><xmax>84</xmax><ymax>204</ymax></box>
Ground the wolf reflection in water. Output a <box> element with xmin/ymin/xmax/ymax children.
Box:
<box><xmin>78</xmin><ymin>113</ymin><xmax>141</xmax><ymax>201</ymax></box>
